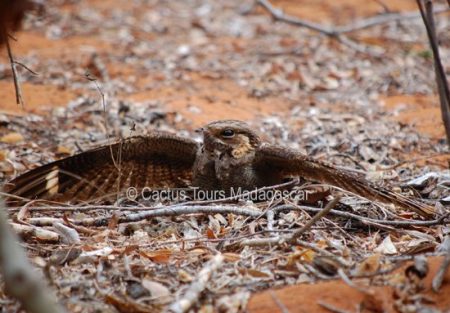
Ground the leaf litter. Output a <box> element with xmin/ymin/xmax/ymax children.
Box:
<box><xmin>1</xmin><ymin>0</ymin><xmax>450</xmax><ymax>312</ymax></box>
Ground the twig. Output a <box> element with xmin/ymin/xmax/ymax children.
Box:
<box><xmin>240</xmin><ymin>237</ymin><xmax>350</xmax><ymax>268</ymax></box>
<box><xmin>417</xmin><ymin>0</ymin><xmax>450</xmax><ymax>145</ymax></box>
<box><xmin>258</xmin><ymin>0</ymin><xmax>449</xmax><ymax>55</ymax></box>
<box><xmin>71</xmin><ymin>205</ymin><xmax>261</xmax><ymax>226</ymax></box>
<box><xmin>432</xmin><ymin>234</ymin><xmax>450</xmax><ymax>292</ymax></box>
<box><xmin>2</xmin><ymin>28</ymin><xmax>24</xmax><ymax>107</ymax></box>
<box><xmin>258</xmin><ymin>0</ymin><xmax>335</xmax><ymax>35</ymax></box>
<box><xmin>269</xmin><ymin>290</ymin><xmax>290</xmax><ymax>313</ymax></box>
<box><xmin>13</xmin><ymin>61</ymin><xmax>38</xmax><ymax>75</ymax></box>
<box><xmin>0</xmin><ymin>201</ymin><xmax>66</xmax><ymax>313</ymax></box>
<box><xmin>337</xmin><ymin>268</ymin><xmax>370</xmax><ymax>295</ymax></box>
<box><xmin>288</xmin><ymin>196</ymin><xmax>341</xmax><ymax>243</ymax></box>
<box><xmin>274</xmin><ymin>205</ymin><xmax>449</xmax><ymax>228</ymax></box>
<box><xmin>266</xmin><ymin>210</ymin><xmax>274</xmax><ymax>231</ymax></box>
<box><xmin>168</xmin><ymin>253</ymin><xmax>224</xmax><ymax>313</ymax></box>
<box><xmin>259</xmin><ymin>0</ymin><xmax>449</xmax><ymax>35</ymax></box>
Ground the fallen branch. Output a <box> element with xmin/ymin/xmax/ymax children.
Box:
<box><xmin>169</xmin><ymin>253</ymin><xmax>224</xmax><ymax>313</ymax></box>
<box><xmin>71</xmin><ymin>205</ymin><xmax>261</xmax><ymax>226</ymax></box>
<box><xmin>10</xmin><ymin>222</ymin><xmax>60</xmax><ymax>242</ymax></box>
<box><xmin>417</xmin><ymin>0</ymin><xmax>450</xmax><ymax>145</ymax></box>
<box><xmin>273</xmin><ymin>204</ymin><xmax>449</xmax><ymax>228</ymax></box>
<box><xmin>258</xmin><ymin>0</ymin><xmax>449</xmax><ymax>36</ymax></box>
<box><xmin>0</xmin><ymin>201</ymin><xmax>66</xmax><ymax>313</ymax></box>
<box><xmin>288</xmin><ymin>196</ymin><xmax>341</xmax><ymax>243</ymax></box>
<box><xmin>2</xmin><ymin>29</ymin><xmax>24</xmax><ymax>107</ymax></box>
<box><xmin>258</xmin><ymin>0</ymin><xmax>449</xmax><ymax>55</ymax></box>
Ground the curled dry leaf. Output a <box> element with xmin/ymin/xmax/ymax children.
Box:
<box><xmin>374</xmin><ymin>235</ymin><xmax>398</xmax><ymax>255</ymax></box>
<box><xmin>141</xmin><ymin>279</ymin><xmax>171</xmax><ymax>301</ymax></box>
<box><xmin>140</xmin><ymin>249</ymin><xmax>172</xmax><ymax>263</ymax></box>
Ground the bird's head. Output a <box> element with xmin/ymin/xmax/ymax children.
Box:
<box><xmin>200</xmin><ymin>120</ymin><xmax>261</xmax><ymax>158</ymax></box>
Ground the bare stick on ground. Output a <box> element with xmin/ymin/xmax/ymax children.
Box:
<box><xmin>417</xmin><ymin>0</ymin><xmax>450</xmax><ymax>145</ymax></box>
<box><xmin>288</xmin><ymin>195</ymin><xmax>341</xmax><ymax>243</ymax></box>
<box><xmin>71</xmin><ymin>205</ymin><xmax>261</xmax><ymax>226</ymax></box>
<box><xmin>259</xmin><ymin>0</ymin><xmax>449</xmax><ymax>35</ymax></box>
<box><xmin>258</xmin><ymin>0</ymin><xmax>449</xmax><ymax>54</ymax></box>
<box><xmin>0</xmin><ymin>201</ymin><xmax>66</xmax><ymax>313</ymax></box>
<box><xmin>169</xmin><ymin>253</ymin><xmax>224</xmax><ymax>313</ymax></box>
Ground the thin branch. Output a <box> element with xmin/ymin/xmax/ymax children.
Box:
<box><xmin>71</xmin><ymin>205</ymin><xmax>261</xmax><ymax>226</ymax></box>
<box><xmin>269</xmin><ymin>291</ymin><xmax>290</xmax><ymax>313</ymax></box>
<box><xmin>258</xmin><ymin>0</ymin><xmax>449</xmax><ymax>55</ymax></box>
<box><xmin>274</xmin><ymin>205</ymin><xmax>449</xmax><ymax>228</ymax></box>
<box><xmin>288</xmin><ymin>196</ymin><xmax>341</xmax><ymax>243</ymax></box>
<box><xmin>258</xmin><ymin>0</ymin><xmax>335</xmax><ymax>35</ymax></box>
<box><xmin>258</xmin><ymin>0</ymin><xmax>449</xmax><ymax>35</ymax></box>
<box><xmin>417</xmin><ymin>0</ymin><xmax>450</xmax><ymax>145</ymax></box>
<box><xmin>318</xmin><ymin>301</ymin><xmax>351</xmax><ymax>313</ymax></box>
<box><xmin>13</xmin><ymin>61</ymin><xmax>38</xmax><ymax>75</ymax></box>
<box><xmin>2</xmin><ymin>29</ymin><xmax>24</xmax><ymax>107</ymax></box>
<box><xmin>169</xmin><ymin>253</ymin><xmax>224</xmax><ymax>313</ymax></box>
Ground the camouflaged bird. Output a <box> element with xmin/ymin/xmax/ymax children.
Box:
<box><xmin>4</xmin><ymin>120</ymin><xmax>435</xmax><ymax>217</ymax></box>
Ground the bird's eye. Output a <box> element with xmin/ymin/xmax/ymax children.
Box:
<box><xmin>221</xmin><ymin>129</ymin><xmax>235</xmax><ymax>138</ymax></box>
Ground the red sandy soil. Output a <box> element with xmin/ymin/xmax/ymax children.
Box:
<box><xmin>248</xmin><ymin>256</ymin><xmax>450</xmax><ymax>313</ymax></box>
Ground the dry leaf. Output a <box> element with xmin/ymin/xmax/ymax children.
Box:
<box><xmin>0</xmin><ymin>150</ymin><xmax>7</xmax><ymax>161</ymax></box>
<box><xmin>140</xmin><ymin>249</ymin><xmax>172</xmax><ymax>263</ymax></box>
<box><xmin>206</xmin><ymin>228</ymin><xmax>217</xmax><ymax>239</ymax></box>
<box><xmin>356</xmin><ymin>253</ymin><xmax>381</xmax><ymax>275</ymax></box>
<box><xmin>141</xmin><ymin>279</ymin><xmax>170</xmax><ymax>299</ymax></box>
<box><xmin>0</xmin><ymin>132</ymin><xmax>24</xmax><ymax>143</ymax></box>
<box><xmin>178</xmin><ymin>269</ymin><xmax>193</xmax><ymax>283</ymax></box>
<box><xmin>57</xmin><ymin>145</ymin><xmax>72</xmax><ymax>155</ymax></box>
<box><xmin>105</xmin><ymin>294</ymin><xmax>154</xmax><ymax>313</ymax></box>
<box><xmin>238</xmin><ymin>268</ymin><xmax>271</xmax><ymax>278</ymax></box>
<box><xmin>223</xmin><ymin>253</ymin><xmax>240</xmax><ymax>262</ymax></box>
<box><xmin>374</xmin><ymin>235</ymin><xmax>397</xmax><ymax>255</ymax></box>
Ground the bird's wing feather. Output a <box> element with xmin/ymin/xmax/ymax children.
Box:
<box><xmin>255</xmin><ymin>144</ymin><xmax>435</xmax><ymax>218</ymax></box>
<box><xmin>4</xmin><ymin>132</ymin><xmax>199</xmax><ymax>204</ymax></box>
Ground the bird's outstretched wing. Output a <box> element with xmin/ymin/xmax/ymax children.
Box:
<box><xmin>4</xmin><ymin>132</ymin><xmax>199</xmax><ymax>204</ymax></box>
<box><xmin>255</xmin><ymin>144</ymin><xmax>435</xmax><ymax>218</ymax></box>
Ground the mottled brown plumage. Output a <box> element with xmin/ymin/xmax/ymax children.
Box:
<box><xmin>4</xmin><ymin>120</ymin><xmax>435</xmax><ymax>217</ymax></box>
